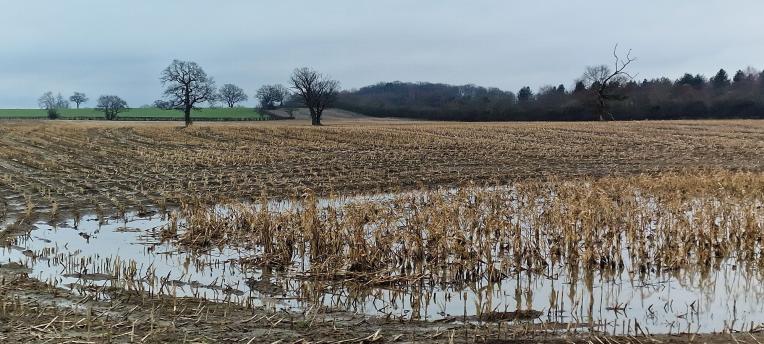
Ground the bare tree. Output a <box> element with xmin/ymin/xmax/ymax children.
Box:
<box><xmin>581</xmin><ymin>45</ymin><xmax>636</xmax><ymax>120</ymax></box>
<box><xmin>289</xmin><ymin>67</ymin><xmax>339</xmax><ymax>125</ymax></box>
<box><xmin>69</xmin><ymin>92</ymin><xmax>89</xmax><ymax>109</ymax></box>
<box><xmin>160</xmin><ymin>60</ymin><xmax>217</xmax><ymax>126</ymax></box>
<box><xmin>56</xmin><ymin>93</ymin><xmax>70</xmax><ymax>109</ymax></box>
<box><xmin>218</xmin><ymin>84</ymin><xmax>248</xmax><ymax>108</ymax></box>
<box><xmin>38</xmin><ymin>92</ymin><xmax>59</xmax><ymax>119</ymax></box>
<box><xmin>206</xmin><ymin>94</ymin><xmax>221</xmax><ymax>108</ymax></box>
<box><xmin>255</xmin><ymin>86</ymin><xmax>275</xmax><ymax>109</ymax></box>
<box><xmin>255</xmin><ymin>84</ymin><xmax>290</xmax><ymax>109</ymax></box>
<box><xmin>96</xmin><ymin>95</ymin><xmax>128</xmax><ymax>120</ymax></box>
<box><xmin>38</xmin><ymin>92</ymin><xmax>69</xmax><ymax>119</ymax></box>
<box><xmin>38</xmin><ymin>92</ymin><xmax>55</xmax><ymax>109</ymax></box>
<box><xmin>272</xmin><ymin>84</ymin><xmax>290</xmax><ymax>107</ymax></box>
<box><xmin>153</xmin><ymin>99</ymin><xmax>173</xmax><ymax>110</ymax></box>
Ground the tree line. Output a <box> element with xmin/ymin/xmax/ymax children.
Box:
<box><xmin>39</xmin><ymin>60</ymin><xmax>340</xmax><ymax>126</ymax></box>
<box><xmin>38</xmin><ymin>91</ymin><xmax>135</xmax><ymax>120</ymax></box>
<box><xmin>36</xmin><ymin>49</ymin><xmax>764</xmax><ymax>123</ymax></box>
<box><xmin>336</xmin><ymin>66</ymin><xmax>764</xmax><ymax>121</ymax></box>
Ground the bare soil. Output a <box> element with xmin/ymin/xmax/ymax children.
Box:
<box><xmin>0</xmin><ymin>119</ymin><xmax>761</xmax><ymax>219</ymax></box>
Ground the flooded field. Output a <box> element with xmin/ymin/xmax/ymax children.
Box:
<box><xmin>3</xmin><ymin>172</ymin><xmax>762</xmax><ymax>337</ymax></box>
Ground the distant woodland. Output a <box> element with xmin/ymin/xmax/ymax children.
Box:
<box><xmin>336</xmin><ymin>68</ymin><xmax>764</xmax><ymax>121</ymax></box>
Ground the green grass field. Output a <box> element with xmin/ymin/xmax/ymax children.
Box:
<box><xmin>0</xmin><ymin>107</ymin><xmax>268</xmax><ymax>120</ymax></box>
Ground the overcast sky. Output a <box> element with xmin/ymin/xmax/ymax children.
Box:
<box><xmin>1</xmin><ymin>0</ymin><xmax>763</xmax><ymax>108</ymax></box>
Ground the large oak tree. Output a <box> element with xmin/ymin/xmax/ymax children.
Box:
<box><xmin>290</xmin><ymin>67</ymin><xmax>339</xmax><ymax>125</ymax></box>
<box><xmin>69</xmin><ymin>92</ymin><xmax>89</xmax><ymax>109</ymax></box>
<box><xmin>218</xmin><ymin>83</ymin><xmax>248</xmax><ymax>108</ymax></box>
<box><xmin>160</xmin><ymin>60</ymin><xmax>216</xmax><ymax>126</ymax></box>
<box><xmin>95</xmin><ymin>95</ymin><xmax>128</xmax><ymax>120</ymax></box>
<box><xmin>255</xmin><ymin>84</ymin><xmax>290</xmax><ymax>109</ymax></box>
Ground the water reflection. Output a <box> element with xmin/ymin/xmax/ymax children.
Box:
<box><xmin>1</xmin><ymin>208</ymin><xmax>763</xmax><ymax>335</ymax></box>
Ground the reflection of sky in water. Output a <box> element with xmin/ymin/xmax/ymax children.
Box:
<box><xmin>2</xmin><ymin>207</ymin><xmax>764</xmax><ymax>335</ymax></box>
<box><xmin>1</xmin><ymin>214</ymin><xmax>290</xmax><ymax>310</ymax></box>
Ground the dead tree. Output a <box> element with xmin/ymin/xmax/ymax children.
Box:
<box><xmin>582</xmin><ymin>45</ymin><xmax>636</xmax><ymax>121</ymax></box>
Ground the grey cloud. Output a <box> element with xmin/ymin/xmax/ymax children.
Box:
<box><xmin>1</xmin><ymin>0</ymin><xmax>763</xmax><ymax>108</ymax></box>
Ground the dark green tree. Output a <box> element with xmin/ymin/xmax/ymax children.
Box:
<box><xmin>710</xmin><ymin>69</ymin><xmax>731</xmax><ymax>89</ymax></box>
<box><xmin>517</xmin><ymin>86</ymin><xmax>533</xmax><ymax>103</ymax></box>
<box><xmin>573</xmin><ymin>81</ymin><xmax>586</xmax><ymax>93</ymax></box>
<box><xmin>676</xmin><ymin>73</ymin><xmax>705</xmax><ymax>89</ymax></box>
<box><xmin>733</xmin><ymin>70</ymin><xmax>747</xmax><ymax>84</ymax></box>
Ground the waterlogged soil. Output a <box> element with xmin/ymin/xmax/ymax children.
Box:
<box><xmin>2</xmin><ymin>262</ymin><xmax>764</xmax><ymax>344</ymax></box>
<box><xmin>1</xmin><ymin>198</ymin><xmax>764</xmax><ymax>342</ymax></box>
<box><xmin>1</xmin><ymin>120</ymin><xmax>763</xmax><ymax>343</ymax></box>
<box><xmin>0</xmin><ymin>267</ymin><xmax>451</xmax><ymax>343</ymax></box>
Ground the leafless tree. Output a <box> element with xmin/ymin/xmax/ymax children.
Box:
<box><xmin>206</xmin><ymin>95</ymin><xmax>221</xmax><ymax>108</ymax></box>
<box><xmin>272</xmin><ymin>84</ymin><xmax>290</xmax><ymax>107</ymax></box>
<box><xmin>96</xmin><ymin>95</ymin><xmax>128</xmax><ymax>120</ymax></box>
<box><xmin>581</xmin><ymin>45</ymin><xmax>637</xmax><ymax>120</ymax></box>
<box><xmin>38</xmin><ymin>92</ymin><xmax>69</xmax><ymax>119</ymax></box>
<box><xmin>160</xmin><ymin>60</ymin><xmax>217</xmax><ymax>126</ymax></box>
<box><xmin>255</xmin><ymin>84</ymin><xmax>290</xmax><ymax>109</ymax></box>
<box><xmin>289</xmin><ymin>67</ymin><xmax>339</xmax><ymax>125</ymax></box>
<box><xmin>38</xmin><ymin>92</ymin><xmax>56</xmax><ymax>110</ymax></box>
<box><xmin>153</xmin><ymin>99</ymin><xmax>173</xmax><ymax>110</ymax></box>
<box><xmin>69</xmin><ymin>92</ymin><xmax>88</xmax><ymax>109</ymax></box>
<box><xmin>218</xmin><ymin>83</ymin><xmax>248</xmax><ymax>108</ymax></box>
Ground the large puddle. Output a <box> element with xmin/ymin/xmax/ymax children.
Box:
<box><xmin>2</xmin><ymin>191</ymin><xmax>764</xmax><ymax>336</ymax></box>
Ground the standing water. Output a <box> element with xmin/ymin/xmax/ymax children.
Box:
<box><xmin>2</xmin><ymin>197</ymin><xmax>764</xmax><ymax>336</ymax></box>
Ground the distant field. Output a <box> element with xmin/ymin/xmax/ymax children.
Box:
<box><xmin>0</xmin><ymin>107</ymin><xmax>268</xmax><ymax>120</ymax></box>
<box><xmin>0</xmin><ymin>119</ymin><xmax>761</xmax><ymax>216</ymax></box>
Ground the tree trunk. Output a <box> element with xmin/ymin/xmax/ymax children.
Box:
<box><xmin>309</xmin><ymin>108</ymin><xmax>321</xmax><ymax>126</ymax></box>
<box><xmin>184</xmin><ymin>106</ymin><xmax>192</xmax><ymax>126</ymax></box>
<box><xmin>596</xmin><ymin>91</ymin><xmax>607</xmax><ymax>121</ymax></box>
